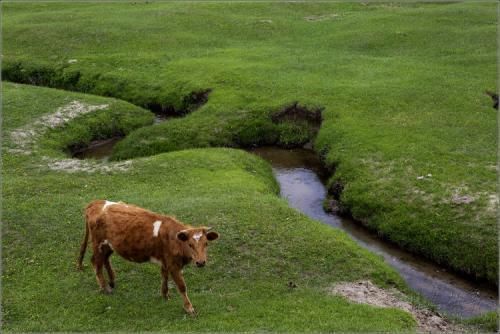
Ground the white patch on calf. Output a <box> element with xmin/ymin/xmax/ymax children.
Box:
<box><xmin>153</xmin><ymin>220</ymin><xmax>162</xmax><ymax>237</ymax></box>
<box><xmin>100</xmin><ymin>239</ymin><xmax>114</xmax><ymax>251</ymax></box>
<box><xmin>103</xmin><ymin>200</ymin><xmax>117</xmax><ymax>210</ymax></box>
<box><xmin>193</xmin><ymin>232</ymin><xmax>203</xmax><ymax>242</ymax></box>
<box><xmin>150</xmin><ymin>257</ymin><xmax>162</xmax><ymax>265</ymax></box>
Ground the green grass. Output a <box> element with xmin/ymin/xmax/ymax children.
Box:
<box><xmin>2</xmin><ymin>1</ymin><xmax>497</xmax><ymax>284</ymax></box>
<box><xmin>2</xmin><ymin>82</ymin><xmax>419</xmax><ymax>331</ymax></box>
<box><xmin>463</xmin><ymin>311</ymin><xmax>499</xmax><ymax>333</ymax></box>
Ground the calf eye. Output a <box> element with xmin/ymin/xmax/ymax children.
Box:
<box><xmin>189</xmin><ymin>244</ymin><xmax>194</xmax><ymax>249</ymax></box>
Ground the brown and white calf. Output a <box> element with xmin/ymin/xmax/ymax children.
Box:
<box><xmin>77</xmin><ymin>200</ymin><xmax>219</xmax><ymax>314</ymax></box>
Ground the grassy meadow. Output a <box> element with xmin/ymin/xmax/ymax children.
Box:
<box><xmin>1</xmin><ymin>1</ymin><xmax>498</xmax><ymax>332</ymax></box>
<box><xmin>2</xmin><ymin>82</ymin><xmax>419</xmax><ymax>331</ymax></box>
<box><xmin>2</xmin><ymin>1</ymin><xmax>497</xmax><ymax>284</ymax></box>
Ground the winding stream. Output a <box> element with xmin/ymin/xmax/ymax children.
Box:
<box><xmin>73</xmin><ymin>140</ymin><xmax>497</xmax><ymax>318</ymax></box>
<box><xmin>249</xmin><ymin>147</ymin><xmax>497</xmax><ymax>318</ymax></box>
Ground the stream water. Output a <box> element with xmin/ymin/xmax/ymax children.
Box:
<box><xmin>72</xmin><ymin>137</ymin><xmax>122</xmax><ymax>161</ymax></box>
<box><xmin>249</xmin><ymin>147</ymin><xmax>497</xmax><ymax>318</ymax></box>
<box><xmin>73</xmin><ymin>140</ymin><xmax>497</xmax><ymax>318</ymax></box>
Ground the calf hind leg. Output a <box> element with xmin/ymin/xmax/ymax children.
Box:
<box><xmin>91</xmin><ymin>251</ymin><xmax>112</xmax><ymax>294</ymax></box>
<box><xmin>103</xmin><ymin>248</ymin><xmax>115</xmax><ymax>289</ymax></box>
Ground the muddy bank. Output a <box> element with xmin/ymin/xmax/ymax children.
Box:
<box><xmin>70</xmin><ymin>111</ymin><xmax>172</xmax><ymax>160</ymax></box>
<box><xmin>249</xmin><ymin>147</ymin><xmax>497</xmax><ymax>318</ymax></box>
<box><xmin>330</xmin><ymin>280</ymin><xmax>461</xmax><ymax>333</ymax></box>
<box><xmin>71</xmin><ymin>137</ymin><xmax>123</xmax><ymax>161</ymax></box>
<box><xmin>71</xmin><ymin>102</ymin><xmax>324</xmax><ymax>161</ymax></box>
<box><xmin>145</xmin><ymin>88</ymin><xmax>212</xmax><ymax>117</ymax></box>
<box><xmin>2</xmin><ymin>61</ymin><xmax>213</xmax><ymax>118</ymax></box>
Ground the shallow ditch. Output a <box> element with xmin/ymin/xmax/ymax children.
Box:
<box><xmin>2</xmin><ymin>63</ymin><xmax>213</xmax><ymax>117</ymax></box>
<box><xmin>70</xmin><ymin>114</ymin><xmax>169</xmax><ymax>160</ymax></box>
<box><xmin>73</xmin><ymin>138</ymin><xmax>497</xmax><ymax>318</ymax></box>
<box><xmin>249</xmin><ymin>147</ymin><xmax>497</xmax><ymax>318</ymax></box>
<box><xmin>72</xmin><ymin>137</ymin><xmax>123</xmax><ymax>161</ymax></box>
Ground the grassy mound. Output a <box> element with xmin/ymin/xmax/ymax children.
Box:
<box><xmin>3</xmin><ymin>83</ymin><xmax>154</xmax><ymax>160</ymax></box>
<box><xmin>2</xmin><ymin>1</ymin><xmax>497</xmax><ymax>284</ymax></box>
<box><xmin>2</xmin><ymin>82</ymin><xmax>418</xmax><ymax>331</ymax></box>
<box><xmin>110</xmin><ymin>101</ymin><xmax>321</xmax><ymax>160</ymax></box>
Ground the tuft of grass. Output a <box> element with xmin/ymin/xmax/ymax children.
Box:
<box><xmin>276</xmin><ymin>120</ymin><xmax>317</xmax><ymax>147</ymax></box>
<box><xmin>463</xmin><ymin>311</ymin><xmax>499</xmax><ymax>333</ymax></box>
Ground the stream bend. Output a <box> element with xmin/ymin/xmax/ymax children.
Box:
<box><xmin>249</xmin><ymin>147</ymin><xmax>497</xmax><ymax>318</ymax></box>
<box><xmin>73</xmin><ymin>137</ymin><xmax>497</xmax><ymax>318</ymax></box>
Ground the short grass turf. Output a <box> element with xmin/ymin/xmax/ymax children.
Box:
<box><xmin>2</xmin><ymin>1</ymin><xmax>497</xmax><ymax>286</ymax></box>
<box><xmin>2</xmin><ymin>82</ymin><xmax>420</xmax><ymax>331</ymax></box>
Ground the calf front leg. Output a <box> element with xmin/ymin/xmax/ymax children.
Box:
<box><xmin>170</xmin><ymin>269</ymin><xmax>194</xmax><ymax>315</ymax></box>
<box><xmin>161</xmin><ymin>265</ymin><xmax>170</xmax><ymax>300</ymax></box>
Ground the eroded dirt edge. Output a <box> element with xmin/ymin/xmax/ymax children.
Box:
<box><xmin>7</xmin><ymin>100</ymin><xmax>133</xmax><ymax>173</ymax></box>
<box><xmin>329</xmin><ymin>280</ymin><xmax>465</xmax><ymax>333</ymax></box>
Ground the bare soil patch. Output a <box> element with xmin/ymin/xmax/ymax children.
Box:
<box><xmin>329</xmin><ymin>280</ymin><xmax>464</xmax><ymax>333</ymax></box>
<box><xmin>145</xmin><ymin>88</ymin><xmax>211</xmax><ymax>117</ymax></box>
<box><xmin>271</xmin><ymin>102</ymin><xmax>323</xmax><ymax>126</ymax></box>
<box><xmin>9</xmin><ymin>100</ymin><xmax>109</xmax><ymax>155</ymax></box>
<box><xmin>7</xmin><ymin>100</ymin><xmax>133</xmax><ymax>173</ymax></box>
<box><xmin>486</xmin><ymin>194</ymin><xmax>498</xmax><ymax>213</ymax></box>
<box><xmin>42</xmin><ymin>157</ymin><xmax>132</xmax><ymax>174</ymax></box>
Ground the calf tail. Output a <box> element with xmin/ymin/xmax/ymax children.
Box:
<box><xmin>77</xmin><ymin>220</ymin><xmax>89</xmax><ymax>271</ymax></box>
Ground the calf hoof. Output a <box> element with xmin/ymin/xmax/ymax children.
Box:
<box><xmin>184</xmin><ymin>305</ymin><xmax>196</xmax><ymax>315</ymax></box>
<box><xmin>162</xmin><ymin>292</ymin><xmax>170</xmax><ymax>300</ymax></box>
<box><xmin>109</xmin><ymin>281</ymin><xmax>115</xmax><ymax>289</ymax></box>
<box><xmin>101</xmin><ymin>286</ymin><xmax>113</xmax><ymax>294</ymax></box>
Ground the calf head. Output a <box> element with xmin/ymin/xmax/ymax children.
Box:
<box><xmin>176</xmin><ymin>228</ymin><xmax>219</xmax><ymax>267</ymax></box>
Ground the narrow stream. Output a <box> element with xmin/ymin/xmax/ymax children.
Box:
<box><xmin>249</xmin><ymin>147</ymin><xmax>497</xmax><ymax>318</ymax></box>
<box><xmin>73</xmin><ymin>139</ymin><xmax>497</xmax><ymax>318</ymax></box>
<box><xmin>72</xmin><ymin>137</ymin><xmax>122</xmax><ymax>161</ymax></box>
<box><xmin>71</xmin><ymin>114</ymin><xmax>168</xmax><ymax>160</ymax></box>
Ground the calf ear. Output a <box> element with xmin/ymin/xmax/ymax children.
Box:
<box><xmin>177</xmin><ymin>230</ymin><xmax>189</xmax><ymax>242</ymax></box>
<box><xmin>206</xmin><ymin>231</ymin><xmax>219</xmax><ymax>241</ymax></box>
